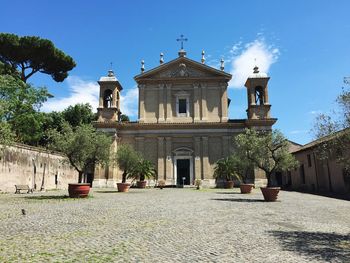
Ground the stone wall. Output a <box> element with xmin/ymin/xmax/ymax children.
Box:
<box><xmin>0</xmin><ymin>144</ymin><xmax>78</xmax><ymax>193</ymax></box>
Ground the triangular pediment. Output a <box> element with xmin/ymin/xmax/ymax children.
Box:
<box><xmin>134</xmin><ymin>56</ymin><xmax>232</xmax><ymax>81</ymax></box>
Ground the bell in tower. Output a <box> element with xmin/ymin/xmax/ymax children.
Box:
<box><xmin>244</xmin><ymin>66</ymin><xmax>271</xmax><ymax>120</ymax></box>
<box><xmin>97</xmin><ymin>69</ymin><xmax>123</xmax><ymax>122</ymax></box>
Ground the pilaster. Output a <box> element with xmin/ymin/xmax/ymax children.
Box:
<box><xmin>194</xmin><ymin>137</ymin><xmax>202</xmax><ymax>180</ymax></box>
<box><xmin>166</xmin><ymin>84</ymin><xmax>172</xmax><ymax>122</ymax></box>
<box><xmin>158</xmin><ymin>84</ymin><xmax>165</xmax><ymax>122</ymax></box>
<box><xmin>165</xmin><ymin>137</ymin><xmax>172</xmax><ymax>181</ymax></box>
<box><xmin>157</xmin><ymin>137</ymin><xmax>165</xmax><ymax>180</ymax></box>
<box><xmin>193</xmin><ymin>83</ymin><xmax>200</xmax><ymax>122</ymax></box>
<box><xmin>201</xmin><ymin>83</ymin><xmax>207</xmax><ymax>121</ymax></box>
<box><xmin>220</xmin><ymin>83</ymin><xmax>228</xmax><ymax>122</ymax></box>
<box><xmin>138</xmin><ymin>84</ymin><xmax>145</xmax><ymax>122</ymax></box>
<box><xmin>202</xmin><ymin>136</ymin><xmax>209</xmax><ymax>179</ymax></box>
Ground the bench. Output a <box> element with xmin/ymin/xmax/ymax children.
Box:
<box><xmin>15</xmin><ymin>185</ymin><xmax>33</xmax><ymax>194</ymax></box>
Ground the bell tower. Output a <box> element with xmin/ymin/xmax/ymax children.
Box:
<box><xmin>97</xmin><ymin>70</ymin><xmax>123</xmax><ymax>122</ymax></box>
<box><xmin>244</xmin><ymin>66</ymin><xmax>271</xmax><ymax>119</ymax></box>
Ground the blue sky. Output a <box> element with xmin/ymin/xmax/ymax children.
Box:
<box><xmin>1</xmin><ymin>0</ymin><xmax>350</xmax><ymax>144</ymax></box>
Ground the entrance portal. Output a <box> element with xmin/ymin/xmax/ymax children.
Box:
<box><xmin>176</xmin><ymin>159</ymin><xmax>190</xmax><ymax>185</ymax></box>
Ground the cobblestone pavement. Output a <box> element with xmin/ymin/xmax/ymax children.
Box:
<box><xmin>0</xmin><ymin>188</ymin><xmax>349</xmax><ymax>263</ymax></box>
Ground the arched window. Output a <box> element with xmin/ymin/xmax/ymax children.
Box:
<box><xmin>103</xmin><ymin>89</ymin><xmax>113</xmax><ymax>108</ymax></box>
<box><xmin>255</xmin><ymin>86</ymin><xmax>264</xmax><ymax>105</ymax></box>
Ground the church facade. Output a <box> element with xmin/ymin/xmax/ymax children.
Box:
<box><xmin>93</xmin><ymin>48</ymin><xmax>277</xmax><ymax>187</ymax></box>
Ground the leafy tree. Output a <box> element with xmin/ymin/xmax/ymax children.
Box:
<box><xmin>120</xmin><ymin>114</ymin><xmax>130</xmax><ymax>122</ymax></box>
<box><xmin>0</xmin><ymin>75</ymin><xmax>52</xmax><ymax>145</ymax></box>
<box><xmin>115</xmin><ymin>144</ymin><xmax>140</xmax><ymax>183</ymax></box>
<box><xmin>0</xmin><ymin>98</ymin><xmax>14</xmax><ymax>149</ymax></box>
<box><xmin>49</xmin><ymin>123</ymin><xmax>111</xmax><ymax>183</ymax></box>
<box><xmin>62</xmin><ymin>103</ymin><xmax>96</xmax><ymax>127</ymax></box>
<box><xmin>0</xmin><ymin>33</ymin><xmax>76</xmax><ymax>83</ymax></box>
<box><xmin>234</xmin><ymin>129</ymin><xmax>298</xmax><ymax>187</ymax></box>
<box><xmin>313</xmin><ymin>85</ymin><xmax>350</xmax><ymax>173</ymax></box>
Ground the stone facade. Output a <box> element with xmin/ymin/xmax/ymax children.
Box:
<box><xmin>93</xmin><ymin>50</ymin><xmax>277</xmax><ymax>187</ymax></box>
<box><xmin>283</xmin><ymin>136</ymin><xmax>350</xmax><ymax>194</ymax></box>
<box><xmin>0</xmin><ymin>144</ymin><xmax>78</xmax><ymax>192</ymax></box>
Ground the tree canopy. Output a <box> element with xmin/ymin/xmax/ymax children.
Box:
<box><xmin>115</xmin><ymin>144</ymin><xmax>140</xmax><ymax>183</ymax></box>
<box><xmin>313</xmin><ymin>85</ymin><xmax>350</xmax><ymax>173</ymax></box>
<box><xmin>0</xmin><ymin>33</ymin><xmax>76</xmax><ymax>82</ymax></box>
<box><xmin>62</xmin><ymin>103</ymin><xmax>96</xmax><ymax>128</ymax></box>
<box><xmin>49</xmin><ymin>123</ymin><xmax>111</xmax><ymax>183</ymax></box>
<box><xmin>234</xmin><ymin>129</ymin><xmax>298</xmax><ymax>187</ymax></box>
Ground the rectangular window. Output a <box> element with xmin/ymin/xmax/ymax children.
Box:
<box><xmin>307</xmin><ymin>154</ymin><xmax>312</xmax><ymax>167</ymax></box>
<box><xmin>178</xmin><ymin>99</ymin><xmax>187</xmax><ymax>114</ymax></box>
<box><xmin>300</xmin><ymin>164</ymin><xmax>306</xmax><ymax>184</ymax></box>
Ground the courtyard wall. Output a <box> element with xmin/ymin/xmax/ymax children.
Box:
<box><xmin>0</xmin><ymin>144</ymin><xmax>78</xmax><ymax>193</ymax></box>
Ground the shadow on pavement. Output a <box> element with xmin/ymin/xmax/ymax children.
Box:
<box><xmin>211</xmin><ymin>198</ymin><xmax>264</xmax><ymax>203</ymax></box>
<box><xmin>215</xmin><ymin>192</ymin><xmax>242</xmax><ymax>195</ymax></box>
<box><xmin>24</xmin><ymin>195</ymin><xmax>70</xmax><ymax>200</ymax></box>
<box><xmin>269</xmin><ymin>230</ymin><xmax>350</xmax><ymax>262</ymax></box>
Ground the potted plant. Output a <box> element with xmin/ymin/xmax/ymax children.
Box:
<box><xmin>194</xmin><ymin>179</ymin><xmax>202</xmax><ymax>190</ymax></box>
<box><xmin>229</xmin><ymin>154</ymin><xmax>255</xmax><ymax>194</ymax></box>
<box><xmin>158</xmin><ymin>179</ymin><xmax>166</xmax><ymax>189</ymax></box>
<box><xmin>235</xmin><ymin>129</ymin><xmax>299</xmax><ymax>201</ymax></box>
<box><xmin>49</xmin><ymin>123</ymin><xmax>111</xmax><ymax>198</ymax></box>
<box><xmin>213</xmin><ymin>157</ymin><xmax>239</xmax><ymax>189</ymax></box>
<box><xmin>115</xmin><ymin>144</ymin><xmax>140</xmax><ymax>192</ymax></box>
<box><xmin>133</xmin><ymin>158</ymin><xmax>156</xmax><ymax>188</ymax></box>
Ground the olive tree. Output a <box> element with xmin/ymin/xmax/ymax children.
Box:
<box><xmin>235</xmin><ymin>129</ymin><xmax>298</xmax><ymax>187</ymax></box>
<box><xmin>49</xmin><ymin>123</ymin><xmax>111</xmax><ymax>183</ymax></box>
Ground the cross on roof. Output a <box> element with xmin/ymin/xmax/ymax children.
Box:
<box><xmin>176</xmin><ymin>34</ymin><xmax>188</xmax><ymax>50</ymax></box>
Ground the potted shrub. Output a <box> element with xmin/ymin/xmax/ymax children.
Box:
<box><xmin>133</xmin><ymin>158</ymin><xmax>156</xmax><ymax>188</ymax></box>
<box><xmin>115</xmin><ymin>144</ymin><xmax>140</xmax><ymax>192</ymax></box>
<box><xmin>194</xmin><ymin>179</ymin><xmax>202</xmax><ymax>190</ymax></box>
<box><xmin>230</xmin><ymin>154</ymin><xmax>255</xmax><ymax>194</ymax></box>
<box><xmin>213</xmin><ymin>157</ymin><xmax>239</xmax><ymax>189</ymax></box>
<box><xmin>49</xmin><ymin>123</ymin><xmax>111</xmax><ymax>198</ymax></box>
<box><xmin>235</xmin><ymin>129</ymin><xmax>299</xmax><ymax>201</ymax></box>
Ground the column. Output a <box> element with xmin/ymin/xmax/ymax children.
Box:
<box><xmin>165</xmin><ymin>137</ymin><xmax>172</xmax><ymax>182</ymax></box>
<box><xmin>108</xmin><ymin>133</ymin><xmax>119</xmax><ymax>187</ymax></box>
<box><xmin>157</xmin><ymin>137</ymin><xmax>165</xmax><ymax>180</ymax></box>
<box><xmin>165</xmin><ymin>84</ymin><xmax>172</xmax><ymax>122</ymax></box>
<box><xmin>264</xmin><ymin>84</ymin><xmax>269</xmax><ymax>104</ymax></box>
<box><xmin>158</xmin><ymin>84</ymin><xmax>165</xmax><ymax>122</ymax></box>
<box><xmin>194</xmin><ymin>137</ymin><xmax>202</xmax><ymax>180</ymax></box>
<box><xmin>201</xmin><ymin>83</ymin><xmax>207</xmax><ymax>121</ymax></box>
<box><xmin>112</xmin><ymin>89</ymin><xmax>117</xmax><ymax>107</ymax></box>
<box><xmin>220</xmin><ymin>83</ymin><xmax>228</xmax><ymax>122</ymax></box>
<box><xmin>139</xmin><ymin>84</ymin><xmax>145</xmax><ymax>122</ymax></box>
<box><xmin>202</xmin><ymin>136</ymin><xmax>209</xmax><ymax>179</ymax></box>
<box><xmin>193</xmin><ymin>84</ymin><xmax>200</xmax><ymax>122</ymax></box>
<box><xmin>99</xmin><ymin>88</ymin><xmax>103</xmax><ymax>107</ymax></box>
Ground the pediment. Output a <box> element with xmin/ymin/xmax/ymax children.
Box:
<box><xmin>134</xmin><ymin>57</ymin><xmax>232</xmax><ymax>81</ymax></box>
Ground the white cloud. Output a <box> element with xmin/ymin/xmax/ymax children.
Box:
<box><xmin>228</xmin><ymin>39</ymin><xmax>279</xmax><ymax>89</ymax></box>
<box><xmin>290</xmin><ymin>130</ymin><xmax>308</xmax><ymax>135</ymax></box>
<box><xmin>309</xmin><ymin>110</ymin><xmax>322</xmax><ymax>115</ymax></box>
<box><xmin>120</xmin><ymin>87</ymin><xmax>138</xmax><ymax>118</ymax></box>
<box><xmin>42</xmin><ymin>76</ymin><xmax>139</xmax><ymax>119</ymax></box>
<box><xmin>42</xmin><ymin>76</ymin><xmax>99</xmax><ymax>112</ymax></box>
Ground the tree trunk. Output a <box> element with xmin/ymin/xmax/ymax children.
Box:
<box><xmin>122</xmin><ymin>171</ymin><xmax>127</xmax><ymax>183</ymax></box>
<box><xmin>78</xmin><ymin>171</ymin><xmax>83</xmax><ymax>183</ymax></box>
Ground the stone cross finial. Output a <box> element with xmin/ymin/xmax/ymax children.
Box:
<box><xmin>201</xmin><ymin>50</ymin><xmax>205</xmax><ymax>64</ymax></box>
<box><xmin>141</xmin><ymin>60</ymin><xmax>145</xmax><ymax>73</ymax></box>
<box><xmin>176</xmin><ymin>34</ymin><xmax>188</xmax><ymax>50</ymax></box>
<box><xmin>160</xmin><ymin>53</ymin><xmax>164</xmax><ymax>64</ymax></box>
<box><xmin>220</xmin><ymin>58</ymin><xmax>224</xmax><ymax>71</ymax></box>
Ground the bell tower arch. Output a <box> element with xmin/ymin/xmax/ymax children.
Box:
<box><xmin>244</xmin><ymin>66</ymin><xmax>271</xmax><ymax>119</ymax></box>
<box><xmin>97</xmin><ymin>70</ymin><xmax>123</xmax><ymax>122</ymax></box>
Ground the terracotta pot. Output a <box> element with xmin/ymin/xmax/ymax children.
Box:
<box><xmin>225</xmin><ymin>181</ymin><xmax>234</xmax><ymax>189</ymax></box>
<box><xmin>240</xmin><ymin>184</ymin><xmax>254</xmax><ymax>194</ymax></box>
<box><xmin>68</xmin><ymin>183</ymin><xmax>90</xmax><ymax>198</ymax></box>
<box><xmin>117</xmin><ymin>183</ymin><xmax>131</xmax><ymax>192</ymax></box>
<box><xmin>136</xmin><ymin>181</ymin><xmax>147</xmax><ymax>188</ymax></box>
<box><xmin>260</xmin><ymin>187</ymin><xmax>281</xmax><ymax>201</ymax></box>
